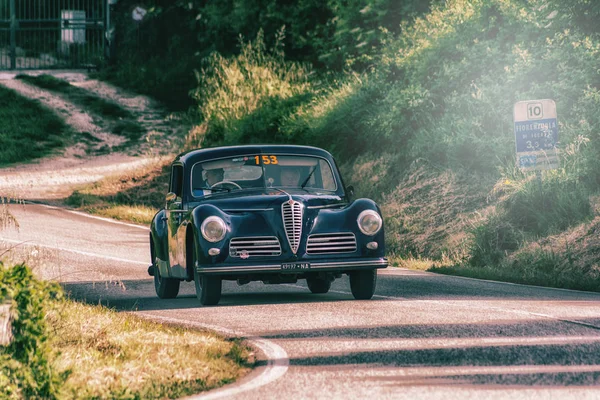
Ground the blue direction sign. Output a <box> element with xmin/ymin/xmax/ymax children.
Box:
<box><xmin>514</xmin><ymin>100</ymin><xmax>559</xmax><ymax>171</ymax></box>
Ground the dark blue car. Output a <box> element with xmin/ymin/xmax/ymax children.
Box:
<box><xmin>149</xmin><ymin>145</ymin><xmax>388</xmax><ymax>305</ymax></box>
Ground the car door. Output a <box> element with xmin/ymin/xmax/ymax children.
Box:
<box><xmin>166</xmin><ymin>164</ymin><xmax>186</xmax><ymax>277</ymax></box>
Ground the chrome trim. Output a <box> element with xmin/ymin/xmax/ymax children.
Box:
<box><xmin>197</xmin><ymin>259</ymin><xmax>388</xmax><ymax>274</ymax></box>
<box><xmin>307</xmin><ymin>203</ymin><xmax>348</xmax><ymax>210</ymax></box>
<box><xmin>306</xmin><ymin>232</ymin><xmax>357</xmax><ymax>254</ymax></box>
<box><xmin>229</xmin><ymin>236</ymin><xmax>282</xmax><ymax>257</ymax></box>
<box><xmin>282</xmin><ymin>200</ymin><xmax>303</xmax><ymax>254</ymax></box>
<box><xmin>223</xmin><ymin>208</ymin><xmax>274</xmax><ymax>212</ymax></box>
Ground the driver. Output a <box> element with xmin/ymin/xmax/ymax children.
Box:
<box><xmin>205</xmin><ymin>168</ymin><xmax>224</xmax><ymax>186</ymax></box>
<box><xmin>200</xmin><ymin>168</ymin><xmax>224</xmax><ymax>195</ymax></box>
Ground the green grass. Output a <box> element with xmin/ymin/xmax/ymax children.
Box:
<box><xmin>16</xmin><ymin>74</ymin><xmax>145</xmax><ymax>142</ymax></box>
<box><xmin>17</xmin><ymin>74</ymin><xmax>132</xmax><ymax>120</ymax></box>
<box><xmin>0</xmin><ymin>86</ymin><xmax>70</xmax><ymax>165</ymax></box>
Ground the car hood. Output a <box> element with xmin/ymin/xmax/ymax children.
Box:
<box><xmin>191</xmin><ymin>192</ymin><xmax>346</xmax><ymax>211</ymax></box>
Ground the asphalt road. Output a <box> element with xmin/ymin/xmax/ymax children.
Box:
<box><xmin>3</xmin><ymin>203</ymin><xmax>600</xmax><ymax>399</ymax></box>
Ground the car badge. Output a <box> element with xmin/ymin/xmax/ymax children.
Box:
<box><xmin>288</xmin><ymin>199</ymin><xmax>295</xmax><ymax>205</ymax></box>
<box><xmin>240</xmin><ymin>250</ymin><xmax>250</xmax><ymax>260</ymax></box>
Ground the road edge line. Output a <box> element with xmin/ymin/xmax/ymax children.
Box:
<box><xmin>139</xmin><ymin>314</ymin><xmax>289</xmax><ymax>400</ymax></box>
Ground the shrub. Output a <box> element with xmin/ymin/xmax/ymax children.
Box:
<box><xmin>469</xmin><ymin>213</ymin><xmax>524</xmax><ymax>267</ymax></box>
<box><xmin>0</xmin><ymin>263</ymin><xmax>65</xmax><ymax>399</ymax></box>
<box><xmin>190</xmin><ymin>31</ymin><xmax>314</xmax><ymax>148</ymax></box>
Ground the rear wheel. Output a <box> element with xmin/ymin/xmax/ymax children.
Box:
<box><xmin>349</xmin><ymin>269</ymin><xmax>377</xmax><ymax>300</ymax></box>
<box><xmin>306</xmin><ymin>277</ymin><xmax>331</xmax><ymax>294</ymax></box>
<box><xmin>193</xmin><ymin>246</ymin><xmax>222</xmax><ymax>305</ymax></box>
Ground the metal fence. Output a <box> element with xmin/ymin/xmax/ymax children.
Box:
<box><xmin>0</xmin><ymin>0</ymin><xmax>107</xmax><ymax>69</ymax></box>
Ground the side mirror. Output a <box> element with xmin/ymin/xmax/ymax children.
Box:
<box><xmin>165</xmin><ymin>192</ymin><xmax>177</xmax><ymax>204</ymax></box>
<box><xmin>346</xmin><ymin>185</ymin><xmax>355</xmax><ymax>199</ymax></box>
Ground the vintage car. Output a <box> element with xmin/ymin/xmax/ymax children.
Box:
<box><xmin>149</xmin><ymin>145</ymin><xmax>388</xmax><ymax>305</ymax></box>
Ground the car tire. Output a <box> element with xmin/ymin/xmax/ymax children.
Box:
<box><xmin>306</xmin><ymin>277</ymin><xmax>331</xmax><ymax>294</ymax></box>
<box><xmin>349</xmin><ymin>269</ymin><xmax>377</xmax><ymax>300</ymax></box>
<box><xmin>193</xmin><ymin>246</ymin><xmax>222</xmax><ymax>305</ymax></box>
<box><xmin>153</xmin><ymin>265</ymin><xmax>180</xmax><ymax>299</ymax></box>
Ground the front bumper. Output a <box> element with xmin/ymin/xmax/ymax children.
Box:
<box><xmin>196</xmin><ymin>258</ymin><xmax>388</xmax><ymax>275</ymax></box>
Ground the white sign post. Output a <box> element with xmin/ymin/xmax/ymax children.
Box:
<box><xmin>514</xmin><ymin>99</ymin><xmax>559</xmax><ymax>171</ymax></box>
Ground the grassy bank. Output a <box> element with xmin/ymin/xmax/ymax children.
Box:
<box><xmin>16</xmin><ymin>74</ymin><xmax>145</xmax><ymax>143</ymax></box>
<box><xmin>49</xmin><ymin>300</ymin><xmax>251</xmax><ymax>399</ymax></box>
<box><xmin>65</xmin><ymin>159</ymin><xmax>170</xmax><ymax>226</ymax></box>
<box><xmin>0</xmin><ymin>263</ymin><xmax>251</xmax><ymax>399</ymax></box>
<box><xmin>0</xmin><ymin>86</ymin><xmax>70</xmax><ymax>166</ymax></box>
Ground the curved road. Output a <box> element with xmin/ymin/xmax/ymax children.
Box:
<box><xmin>3</xmin><ymin>203</ymin><xmax>600</xmax><ymax>399</ymax></box>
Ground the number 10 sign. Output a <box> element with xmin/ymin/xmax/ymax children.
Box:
<box><xmin>514</xmin><ymin>99</ymin><xmax>559</xmax><ymax>171</ymax></box>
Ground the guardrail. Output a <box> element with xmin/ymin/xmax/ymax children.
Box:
<box><xmin>0</xmin><ymin>301</ymin><xmax>12</xmax><ymax>346</ymax></box>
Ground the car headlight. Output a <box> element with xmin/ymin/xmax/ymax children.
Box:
<box><xmin>201</xmin><ymin>216</ymin><xmax>227</xmax><ymax>242</ymax></box>
<box><xmin>357</xmin><ymin>210</ymin><xmax>382</xmax><ymax>236</ymax></box>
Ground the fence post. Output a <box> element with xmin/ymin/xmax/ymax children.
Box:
<box><xmin>9</xmin><ymin>0</ymin><xmax>15</xmax><ymax>70</ymax></box>
<box><xmin>0</xmin><ymin>300</ymin><xmax>12</xmax><ymax>346</ymax></box>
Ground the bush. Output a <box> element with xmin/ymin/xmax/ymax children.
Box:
<box><xmin>190</xmin><ymin>31</ymin><xmax>314</xmax><ymax>148</ymax></box>
<box><xmin>469</xmin><ymin>213</ymin><xmax>524</xmax><ymax>267</ymax></box>
<box><xmin>0</xmin><ymin>264</ymin><xmax>65</xmax><ymax>399</ymax></box>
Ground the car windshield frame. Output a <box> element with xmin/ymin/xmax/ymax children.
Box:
<box><xmin>189</xmin><ymin>153</ymin><xmax>339</xmax><ymax>199</ymax></box>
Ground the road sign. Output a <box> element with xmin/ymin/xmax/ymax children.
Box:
<box><xmin>514</xmin><ymin>99</ymin><xmax>558</xmax><ymax>171</ymax></box>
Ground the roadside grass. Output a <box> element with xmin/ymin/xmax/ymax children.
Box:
<box><xmin>0</xmin><ymin>85</ymin><xmax>70</xmax><ymax>165</ymax></box>
<box><xmin>64</xmin><ymin>159</ymin><xmax>170</xmax><ymax>225</ymax></box>
<box><xmin>15</xmin><ymin>74</ymin><xmax>146</xmax><ymax>142</ymax></box>
<box><xmin>49</xmin><ymin>299</ymin><xmax>252</xmax><ymax>399</ymax></box>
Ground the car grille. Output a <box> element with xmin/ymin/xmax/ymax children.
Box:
<box><xmin>306</xmin><ymin>233</ymin><xmax>357</xmax><ymax>254</ymax></box>
<box><xmin>229</xmin><ymin>237</ymin><xmax>282</xmax><ymax>258</ymax></box>
<box><xmin>282</xmin><ymin>200</ymin><xmax>303</xmax><ymax>254</ymax></box>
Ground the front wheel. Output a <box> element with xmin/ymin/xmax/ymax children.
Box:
<box><xmin>306</xmin><ymin>277</ymin><xmax>331</xmax><ymax>294</ymax></box>
<box><xmin>154</xmin><ymin>265</ymin><xmax>180</xmax><ymax>299</ymax></box>
<box><xmin>349</xmin><ymin>269</ymin><xmax>377</xmax><ymax>300</ymax></box>
<box><xmin>193</xmin><ymin>246</ymin><xmax>222</xmax><ymax>305</ymax></box>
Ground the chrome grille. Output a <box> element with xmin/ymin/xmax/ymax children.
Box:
<box><xmin>229</xmin><ymin>237</ymin><xmax>281</xmax><ymax>257</ymax></box>
<box><xmin>306</xmin><ymin>233</ymin><xmax>357</xmax><ymax>254</ymax></box>
<box><xmin>282</xmin><ymin>200</ymin><xmax>303</xmax><ymax>254</ymax></box>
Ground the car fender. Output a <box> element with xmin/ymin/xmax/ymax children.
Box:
<box><xmin>150</xmin><ymin>209</ymin><xmax>169</xmax><ymax>267</ymax></box>
<box><xmin>308</xmin><ymin>198</ymin><xmax>385</xmax><ymax>257</ymax></box>
<box><xmin>190</xmin><ymin>204</ymin><xmax>232</xmax><ymax>265</ymax></box>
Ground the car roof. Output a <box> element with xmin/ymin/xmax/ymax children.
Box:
<box><xmin>174</xmin><ymin>144</ymin><xmax>335</xmax><ymax>165</ymax></box>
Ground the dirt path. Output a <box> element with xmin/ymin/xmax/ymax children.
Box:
<box><xmin>0</xmin><ymin>70</ymin><xmax>184</xmax><ymax>201</ymax></box>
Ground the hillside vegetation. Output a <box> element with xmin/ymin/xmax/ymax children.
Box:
<box><xmin>106</xmin><ymin>0</ymin><xmax>600</xmax><ymax>290</ymax></box>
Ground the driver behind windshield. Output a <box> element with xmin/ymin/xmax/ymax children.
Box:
<box><xmin>197</xmin><ymin>168</ymin><xmax>224</xmax><ymax>195</ymax></box>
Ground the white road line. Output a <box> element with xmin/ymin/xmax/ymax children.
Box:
<box><xmin>140</xmin><ymin>315</ymin><xmax>289</xmax><ymax>400</ymax></box>
<box><xmin>0</xmin><ymin>237</ymin><xmax>148</xmax><ymax>266</ymax></box>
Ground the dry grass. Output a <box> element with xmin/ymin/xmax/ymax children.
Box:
<box><xmin>65</xmin><ymin>158</ymin><xmax>171</xmax><ymax>225</ymax></box>
<box><xmin>48</xmin><ymin>300</ymin><xmax>251</xmax><ymax>399</ymax></box>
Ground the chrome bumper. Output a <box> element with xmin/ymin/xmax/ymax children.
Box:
<box><xmin>196</xmin><ymin>258</ymin><xmax>388</xmax><ymax>275</ymax></box>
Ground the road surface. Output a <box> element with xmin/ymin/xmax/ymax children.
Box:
<box><xmin>3</xmin><ymin>203</ymin><xmax>600</xmax><ymax>399</ymax></box>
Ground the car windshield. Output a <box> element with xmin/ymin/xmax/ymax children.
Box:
<box><xmin>190</xmin><ymin>154</ymin><xmax>337</xmax><ymax>197</ymax></box>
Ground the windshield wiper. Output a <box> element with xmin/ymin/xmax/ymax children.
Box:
<box><xmin>300</xmin><ymin>166</ymin><xmax>317</xmax><ymax>189</ymax></box>
<box><xmin>193</xmin><ymin>186</ymin><xmax>231</xmax><ymax>193</ymax></box>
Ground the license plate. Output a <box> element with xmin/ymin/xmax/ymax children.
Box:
<box><xmin>281</xmin><ymin>262</ymin><xmax>311</xmax><ymax>271</ymax></box>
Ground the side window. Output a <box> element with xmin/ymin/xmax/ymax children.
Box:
<box><xmin>169</xmin><ymin>165</ymin><xmax>184</xmax><ymax>198</ymax></box>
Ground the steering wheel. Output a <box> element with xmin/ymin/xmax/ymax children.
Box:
<box><xmin>210</xmin><ymin>180</ymin><xmax>242</xmax><ymax>191</ymax></box>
